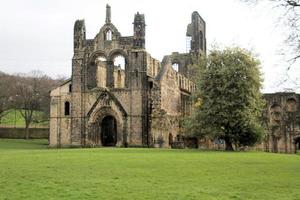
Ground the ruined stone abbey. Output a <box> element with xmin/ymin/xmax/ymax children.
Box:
<box><xmin>50</xmin><ymin>5</ymin><xmax>300</xmax><ymax>153</ymax></box>
<box><xmin>50</xmin><ymin>5</ymin><xmax>202</xmax><ymax>148</ymax></box>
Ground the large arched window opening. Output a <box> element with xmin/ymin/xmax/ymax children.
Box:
<box><xmin>110</xmin><ymin>53</ymin><xmax>126</xmax><ymax>88</ymax></box>
<box><xmin>64</xmin><ymin>101</ymin><xmax>70</xmax><ymax>116</ymax></box>
<box><xmin>105</xmin><ymin>29</ymin><xmax>112</xmax><ymax>41</ymax></box>
<box><xmin>113</xmin><ymin>55</ymin><xmax>125</xmax><ymax>70</ymax></box>
<box><xmin>86</xmin><ymin>53</ymin><xmax>108</xmax><ymax>89</ymax></box>
<box><xmin>95</xmin><ymin>55</ymin><xmax>108</xmax><ymax>88</ymax></box>
<box><xmin>172</xmin><ymin>63</ymin><xmax>179</xmax><ymax>72</ymax></box>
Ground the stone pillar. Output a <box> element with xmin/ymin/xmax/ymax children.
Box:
<box><xmin>71</xmin><ymin>20</ymin><xmax>86</xmax><ymax>147</ymax></box>
<box><xmin>106</xmin><ymin>4</ymin><xmax>111</xmax><ymax>24</ymax></box>
<box><xmin>71</xmin><ymin>57</ymin><xmax>85</xmax><ymax>146</ymax></box>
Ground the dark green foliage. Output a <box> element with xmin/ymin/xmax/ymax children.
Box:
<box><xmin>188</xmin><ymin>47</ymin><xmax>265</xmax><ymax>150</ymax></box>
<box><xmin>235</xmin><ymin>122</ymin><xmax>264</xmax><ymax>147</ymax></box>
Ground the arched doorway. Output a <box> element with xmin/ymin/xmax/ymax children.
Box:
<box><xmin>101</xmin><ymin>116</ymin><xmax>117</xmax><ymax>146</ymax></box>
<box><xmin>295</xmin><ymin>137</ymin><xmax>300</xmax><ymax>153</ymax></box>
<box><xmin>169</xmin><ymin>133</ymin><xmax>173</xmax><ymax>146</ymax></box>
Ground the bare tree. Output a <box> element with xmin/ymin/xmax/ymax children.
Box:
<box><xmin>1</xmin><ymin>70</ymin><xmax>65</xmax><ymax>134</ymax></box>
<box><xmin>0</xmin><ymin>72</ymin><xmax>14</xmax><ymax>124</ymax></box>
<box><xmin>242</xmin><ymin>0</ymin><xmax>300</xmax><ymax>64</ymax></box>
<box><xmin>13</xmin><ymin>72</ymin><xmax>42</xmax><ymax>139</ymax></box>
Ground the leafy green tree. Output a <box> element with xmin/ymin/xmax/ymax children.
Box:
<box><xmin>189</xmin><ymin>47</ymin><xmax>265</xmax><ymax>150</ymax></box>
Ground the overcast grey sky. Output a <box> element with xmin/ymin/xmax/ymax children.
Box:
<box><xmin>0</xmin><ymin>0</ymin><xmax>297</xmax><ymax>92</ymax></box>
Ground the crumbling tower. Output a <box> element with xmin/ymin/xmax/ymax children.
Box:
<box><xmin>186</xmin><ymin>11</ymin><xmax>206</xmax><ymax>56</ymax></box>
<box><xmin>133</xmin><ymin>12</ymin><xmax>146</xmax><ymax>49</ymax></box>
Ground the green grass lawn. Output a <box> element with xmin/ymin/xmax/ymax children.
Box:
<box><xmin>0</xmin><ymin>109</ymin><xmax>49</xmax><ymax>127</ymax></box>
<box><xmin>0</xmin><ymin>139</ymin><xmax>300</xmax><ymax>200</ymax></box>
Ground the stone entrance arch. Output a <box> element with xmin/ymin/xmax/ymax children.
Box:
<box><xmin>88</xmin><ymin>106</ymin><xmax>125</xmax><ymax>147</ymax></box>
<box><xmin>101</xmin><ymin>115</ymin><xmax>117</xmax><ymax>146</ymax></box>
<box><xmin>86</xmin><ymin>91</ymin><xmax>127</xmax><ymax>147</ymax></box>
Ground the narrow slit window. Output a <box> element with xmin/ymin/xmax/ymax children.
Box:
<box><xmin>135</xmin><ymin>69</ymin><xmax>139</xmax><ymax>77</ymax></box>
<box><xmin>64</xmin><ymin>101</ymin><xmax>70</xmax><ymax>116</ymax></box>
<box><xmin>186</xmin><ymin>36</ymin><xmax>192</xmax><ymax>52</ymax></box>
<box><xmin>200</xmin><ymin>31</ymin><xmax>203</xmax><ymax>50</ymax></box>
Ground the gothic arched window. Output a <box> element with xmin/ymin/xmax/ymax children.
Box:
<box><xmin>105</xmin><ymin>29</ymin><xmax>112</xmax><ymax>41</ymax></box>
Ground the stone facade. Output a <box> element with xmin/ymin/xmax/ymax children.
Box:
<box><xmin>50</xmin><ymin>5</ymin><xmax>300</xmax><ymax>153</ymax></box>
<box><xmin>261</xmin><ymin>92</ymin><xmax>300</xmax><ymax>153</ymax></box>
<box><xmin>197</xmin><ymin>92</ymin><xmax>300</xmax><ymax>153</ymax></box>
<box><xmin>49</xmin><ymin>5</ymin><xmax>204</xmax><ymax>148</ymax></box>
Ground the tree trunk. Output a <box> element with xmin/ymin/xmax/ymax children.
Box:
<box><xmin>25</xmin><ymin>123</ymin><xmax>30</xmax><ymax>140</ymax></box>
<box><xmin>224</xmin><ymin>137</ymin><xmax>234</xmax><ymax>151</ymax></box>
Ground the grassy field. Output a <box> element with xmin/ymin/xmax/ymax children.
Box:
<box><xmin>0</xmin><ymin>109</ymin><xmax>48</xmax><ymax>127</ymax></box>
<box><xmin>0</xmin><ymin>139</ymin><xmax>300</xmax><ymax>200</ymax></box>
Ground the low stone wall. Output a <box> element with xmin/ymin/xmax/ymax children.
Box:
<box><xmin>0</xmin><ymin>128</ymin><xmax>49</xmax><ymax>139</ymax></box>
